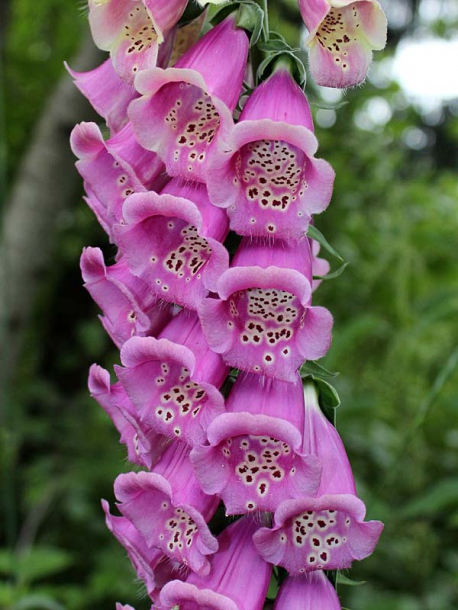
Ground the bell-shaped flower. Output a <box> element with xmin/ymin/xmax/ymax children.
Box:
<box><xmin>159</xmin><ymin>517</ymin><xmax>272</xmax><ymax>610</ymax></box>
<box><xmin>115</xmin><ymin>310</ymin><xmax>228</xmax><ymax>446</ymax></box>
<box><xmin>253</xmin><ymin>493</ymin><xmax>383</xmax><ymax>574</ymax></box>
<box><xmin>129</xmin><ymin>15</ymin><xmax>249</xmax><ymax>183</ymax></box>
<box><xmin>103</xmin><ymin>499</ymin><xmax>182</xmax><ymax>601</ymax></box>
<box><xmin>114</xmin><ymin>442</ymin><xmax>219</xmax><ymax>575</ymax></box>
<box><xmin>198</xmin><ymin>237</ymin><xmax>333</xmax><ymax>381</ymax></box>
<box><xmin>71</xmin><ymin>122</ymin><xmax>167</xmax><ymax>238</ymax></box>
<box><xmin>66</xmin><ymin>59</ymin><xmax>138</xmax><ymax>133</ymax></box>
<box><xmin>191</xmin><ymin>373</ymin><xmax>321</xmax><ymax>515</ymax></box>
<box><xmin>114</xmin><ymin>180</ymin><xmax>229</xmax><ymax>310</ymax></box>
<box><xmin>299</xmin><ymin>0</ymin><xmax>388</xmax><ymax>88</ymax></box>
<box><xmin>81</xmin><ymin>248</ymin><xmax>174</xmax><ymax>348</ymax></box>
<box><xmin>252</xmin><ymin>381</ymin><xmax>384</xmax><ymax>573</ymax></box>
<box><xmin>274</xmin><ymin>572</ymin><xmax>341</xmax><ymax>609</ymax></box>
<box><xmin>207</xmin><ymin>66</ymin><xmax>335</xmax><ymax>239</ymax></box>
<box><xmin>89</xmin><ymin>364</ymin><xmax>169</xmax><ymax>468</ymax></box>
<box><xmin>88</xmin><ymin>0</ymin><xmax>187</xmax><ymax>83</ymax></box>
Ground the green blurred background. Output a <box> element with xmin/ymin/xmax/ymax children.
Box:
<box><xmin>1</xmin><ymin>0</ymin><xmax>457</xmax><ymax>608</ymax></box>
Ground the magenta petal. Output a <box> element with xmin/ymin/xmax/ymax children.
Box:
<box><xmin>88</xmin><ymin>0</ymin><xmax>161</xmax><ymax>83</ymax></box>
<box><xmin>206</xmin><ymin>73</ymin><xmax>334</xmax><ymax>239</ymax></box>
<box><xmin>240</xmin><ymin>67</ymin><xmax>314</xmax><ymax>130</ymax></box>
<box><xmin>71</xmin><ymin>121</ymin><xmax>167</xmax><ymax>235</ymax></box>
<box><xmin>102</xmin><ymin>499</ymin><xmax>181</xmax><ymax>599</ymax></box>
<box><xmin>81</xmin><ymin>248</ymin><xmax>173</xmax><ymax>348</ymax></box>
<box><xmin>253</xmin><ymin>494</ymin><xmax>384</xmax><ymax>574</ymax></box>
<box><xmin>114</xmin><ymin>190</ymin><xmax>229</xmax><ymax>309</ymax></box>
<box><xmin>302</xmin><ymin>381</ymin><xmax>355</xmax><ymax>495</ymax></box>
<box><xmin>114</xmin><ymin>466</ymin><xmax>218</xmax><ymax>574</ymax></box>
<box><xmin>116</xmin><ymin>323</ymin><xmax>227</xmax><ymax>446</ymax></box>
<box><xmin>226</xmin><ymin>372</ymin><xmax>305</xmax><ymax>434</ymax></box>
<box><xmin>302</xmin><ymin>1</ymin><xmax>388</xmax><ymax>88</ymax></box>
<box><xmin>199</xmin><ymin>251</ymin><xmax>332</xmax><ymax>380</ymax></box>
<box><xmin>159</xmin><ymin>518</ymin><xmax>271</xmax><ymax>610</ymax></box>
<box><xmin>129</xmin><ymin>17</ymin><xmax>248</xmax><ymax>182</ymax></box>
<box><xmin>88</xmin><ymin>364</ymin><xmax>168</xmax><ymax>468</ymax></box>
<box><xmin>191</xmin><ymin>412</ymin><xmax>321</xmax><ymax>514</ymax></box>
<box><xmin>66</xmin><ymin>59</ymin><xmax>137</xmax><ymax>133</ymax></box>
<box><xmin>274</xmin><ymin>572</ymin><xmax>341</xmax><ymax>610</ymax></box>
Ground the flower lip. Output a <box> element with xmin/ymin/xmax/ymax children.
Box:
<box><xmin>215</xmin><ymin>266</ymin><xmax>312</xmax><ymax>305</ymax></box>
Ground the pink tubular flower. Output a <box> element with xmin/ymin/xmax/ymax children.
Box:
<box><xmin>302</xmin><ymin>380</ymin><xmax>356</xmax><ymax>495</ymax></box>
<box><xmin>88</xmin><ymin>364</ymin><xmax>169</xmax><ymax>469</ymax></box>
<box><xmin>190</xmin><ymin>373</ymin><xmax>322</xmax><ymax>515</ymax></box>
<box><xmin>113</xmin><ymin>180</ymin><xmax>229</xmax><ymax>310</ymax></box>
<box><xmin>103</xmin><ymin>499</ymin><xmax>182</xmax><ymax>601</ymax></box>
<box><xmin>207</xmin><ymin>67</ymin><xmax>335</xmax><ymax>239</ymax></box>
<box><xmin>88</xmin><ymin>0</ymin><xmax>187</xmax><ymax>82</ymax></box>
<box><xmin>129</xmin><ymin>15</ymin><xmax>249</xmax><ymax>182</ymax></box>
<box><xmin>159</xmin><ymin>517</ymin><xmax>272</xmax><ymax>610</ymax></box>
<box><xmin>113</xmin><ymin>443</ymin><xmax>219</xmax><ymax>575</ymax></box>
<box><xmin>274</xmin><ymin>572</ymin><xmax>341</xmax><ymax>609</ymax></box>
<box><xmin>253</xmin><ymin>494</ymin><xmax>384</xmax><ymax>574</ymax></box>
<box><xmin>66</xmin><ymin>59</ymin><xmax>138</xmax><ymax>133</ymax></box>
<box><xmin>115</xmin><ymin>310</ymin><xmax>228</xmax><ymax>446</ymax></box>
<box><xmin>252</xmin><ymin>382</ymin><xmax>384</xmax><ymax>573</ymax></box>
<box><xmin>71</xmin><ymin>122</ymin><xmax>166</xmax><ymax>238</ymax></box>
<box><xmin>198</xmin><ymin>238</ymin><xmax>333</xmax><ymax>381</ymax></box>
<box><xmin>300</xmin><ymin>0</ymin><xmax>388</xmax><ymax>88</ymax></box>
<box><xmin>80</xmin><ymin>248</ymin><xmax>174</xmax><ymax>348</ymax></box>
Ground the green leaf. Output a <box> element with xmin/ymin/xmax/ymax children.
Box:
<box><xmin>211</xmin><ymin>1</ymin><xmax>264</xmax><ymax>46</ymax></box>
<box><xmin>313</xmin><ymin>261</ymin><xmax>349</xmax><ymax>281</ymax></box>
<box><xmin>306</xmin><ymin>225</ymin><xmax>343</xmax><ymax>262</ymax></box>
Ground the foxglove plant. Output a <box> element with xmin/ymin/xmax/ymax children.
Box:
<box><xmin>71</xmin><ymin>1</ymin><xmax>387</xmax><ymax>608</ymax></box>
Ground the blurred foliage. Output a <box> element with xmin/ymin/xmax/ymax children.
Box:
<box><xmin>2</xmin><ymin>0</ymin><xmax>458</xmax><ymax>609</ymax></box>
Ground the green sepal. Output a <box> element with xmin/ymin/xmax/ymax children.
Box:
<box><xmin>302</xmin><ymin>377</ymin><xmax>341</xmax><ymax>426</ymax></box>
<box><xmin>257</xmin><ymin>32</ymin><xmax>291</xmax><ymax>52</ymax></box>
<box><xmin>211</xmin><ymin>1</ymin><xmax>264</xmax><ymax>46</ymax></box>
<box><xmin>256</xmin><ymin>49</ymin><xmax>306</xmax><ymax>86</ymax></box>
<box><xmin>300</xmin><ymin>360</ymin><xmax>339</xmax><ymax>379</ymax></box>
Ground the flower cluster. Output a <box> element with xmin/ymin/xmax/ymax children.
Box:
<box><xmin>71</xmin><ymin>1</ymin><xmax>387</xmax><ymax>608</ymax></box>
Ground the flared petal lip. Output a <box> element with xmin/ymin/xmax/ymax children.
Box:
<box><xmin>70</xmin><ymin>122</ymin><xmax>105</xmax><ymax>159</ymax></box>
<box><xmin>121</xmin><ymin>190</ymin><xmax>204</xmax><ymax>232</ymax></box>
<box><xmin>273</xmin><ymin>493</ymin><xmax>369</xmax><ymax>527</ymax></box>
<box><xmin>226</xmin><ymin>119</ymin><xmax>319</xmax><ymax>159</ymax></box>
<box><xmin>215</xmin><ymin>266</ymin><xmax>312</xmax><ymax>305</ymax></box>
<box><xmin>119</xmin><ymin>336</ymin><xmax>196</xmax><ymax>376</ymax></box>
<box><xmin>114</xmin><ymin>470</ymin><xmax>172</xmax><ymax>505</ymax></box>
<box><xmin>131</xmin><ymin>66</ymin><xmax>235</xmax><ymax>123</ymax></box>
<box><xmin>160</xmin><ymin>581</ymin><xmax>238</xmax><ymax>610</ymax></box>
<box><xmin>204</xmin><ymin>412</ymin><xmax>303</xmax><ymax>451</ymax></box>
